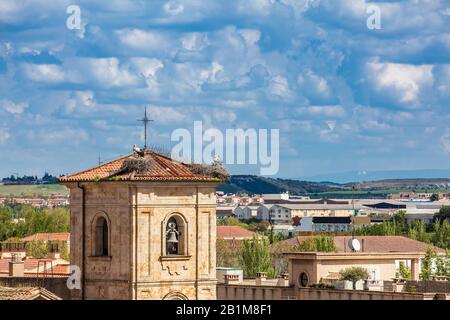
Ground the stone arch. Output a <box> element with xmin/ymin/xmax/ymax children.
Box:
<box><xmin>91</xmin><ymin>211</ymin><xmax>111</xmax><ymax>257</ymax></box>
<box><xmin>163</xmin><ymin>291</ymin><xmax>188</xmax><ymax>300</ymax></box>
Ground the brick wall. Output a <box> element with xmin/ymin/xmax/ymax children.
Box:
<box><xmin>406</xmin><ymin>280</ymin><xmax>450</xmax><ymax>293</ymax></box>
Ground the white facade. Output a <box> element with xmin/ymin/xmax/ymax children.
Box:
<box><xmin>257</xmin><ymin>205</ymin><xmax>270</xmax><ymax>220</ymax></box>
<box><xmin>262</xmin><ymin>192</ymin><xmax>290</xmax><ymax>201</ymax></box>
<box><xmin>234</xmin><ymin>205</ymin><xmax>259</xmax><ymax>220</ymax></box>
<box><xmin>269</xmin><ymin>204</ymin><xmax>292</xmax><ymax>224</ymax></box>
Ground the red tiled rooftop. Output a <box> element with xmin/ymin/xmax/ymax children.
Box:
<box><xmin>59</xmin><ymin>151</ymin><xmax>224</xmax><ymax>183</ymax></box>
<box><xmin>272</xmin><ymin>236</ymin><xmax>445</xmax><ymax>254</ymax></box>
<box><xmin>0</xmin><ymin>258</ymin><xmax>68</xmax><ymax>273</ymax></box>
<box><xmin>22</xmin><ymin>233</ymin><xmax>70</xmax><ymax>242</ymax></box>
<box><xmin>217</xmin><ymin>226</ymin><xmax>255</xmax><ymax>239</ymax></box>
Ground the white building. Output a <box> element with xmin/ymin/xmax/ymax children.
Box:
<box><xmin>256</xmin><ymin>205</ymin><xmax>270</xmax><ymax>220</ymax></box>
<box><xmin>261</xmin><ymin>192</ymin><xmax>290</xmax><ymax>201</ymax></box>
<box><xmin>233</xmin><ymin>205</ymin><xmax>260</xmax><ymax>220</ymax></box>
<box><xmin>268</xmin><ymin>205</ymin><xmax>292</xmax><ymax>224</ymax></box>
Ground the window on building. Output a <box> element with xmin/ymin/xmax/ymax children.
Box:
<box><xmin>299</xmin><ymin>272</ymin><xmax>309</xmax><ymax>287</ymax></box>
<box><xmin>94</xmin><ymin>216</ymin><xmax>109</xmax><ymax>256</ymax></box>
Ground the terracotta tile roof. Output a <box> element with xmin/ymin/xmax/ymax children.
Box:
<box><xmin>1</xmin><ymin>259</ymin><xmax>45</xmax><ymax>272</ymax></box>
<box><xmin>59</xmin><ymin>150</ymin><xmax>224</xmax><ymax>183</ymax></box>
<box><xmin>0</xmin><ymin>286</ymin><xmax>61</xmax><ymax>300</ymax></box>
<box><xmin>22</xmin><ymin>233</ymin><xmax>70</xmax><ymax>242</ymax></box>
<box><xmin>271</xmin><ymin>236</ymin><xmax>445</xmax><ymax>254</ymax></box>
<box><xmin>217</xmin><ymin>226</ymin><xmax>256</xmax><ymax>239</ymax></box>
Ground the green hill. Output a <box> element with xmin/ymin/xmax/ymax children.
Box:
<box><xmin>218</xmin><ymin>175</ymin><xmax>344</xmax><ymax>195</ymax></box>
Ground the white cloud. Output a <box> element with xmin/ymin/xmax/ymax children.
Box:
<box><xmin>0</xmin><ymin>128</ymin><xmax>10</xmax><ymax>144</ymax></box>
<box><xmin>366</xmin><ymin>60</ymin><xmax>434</xmax><ymax>106</ymax></box>
<box><xmin>91</xmin><ymin>120</ymin><xmax>109</xmax><ymax>130</ymax></box>
<box><xmin>116</xmin><ymin>29</ymin><xmax>170</xmax><ymax>51</ymax></box>
<box><xmin>297</xmin><ymin>69</ymin><xmax>334</xmax><ymax>104</ymax></box>
<box><xmin>30</xmin><ymin>128</ymin><xmax>89</xmax><ymax>145</ymax></box>
<box><xmin>21</xmin><ymin>63</ymin><xmax>65</xmax><ymax>83</ymax></box>
<box><xmin>164</xmin><ymin>0</ymin><xmax>184</xmax><ymax>15</ymax></box>
<box><xmin>0</xmin><ymin>100</ymin><xmax>28</xmax><ymax>114</ymax></box>
<box><xmin>297</xmin><ymin>105</ymin><xmax>346</xmax><ymax>118</ymax></box>
<box><xmin>129</xmin><ymin>58</ymin><xmax>164</xmax><ymax>79</ymax></box>
<box><xmin>268</xmin><ymin>75</ymin><xmax>292</xmax><ymax>100</ymax></box>
<box><xmin>214</xmin><ymin>109</ymin><xmax>237</xmax><ymax>123</ymax></box>
<box><xmin>147</xmin><ymin>106</ymin><xmax>185</xmax><ymax>124</ymax></box>
<box><xmin>181</xmin><ymin>33</ymin><xmax>209</xmax><ymax>51</ymax></box>
<box><xmin>238</xmin><ymin>29</ymin><xmax>261</xmax><ymax>46</ymax></box>
<box><xmin>440</xmin><ymin>131</ymin><xmax>450</xmax><ymax>153</ymax></box>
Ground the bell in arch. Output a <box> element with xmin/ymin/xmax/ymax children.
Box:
<box><xmin>167</xmin><ymin>230</ymin><xmax>179</xmax><ymax>243</ymax></box>
<box><xmin>166</xmin><ymin>221</ymin><xmax>179</xmax><ymax>243</ymax></box>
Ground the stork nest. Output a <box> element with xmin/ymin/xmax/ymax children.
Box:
<box><xmin>120</xmin><ymin>157</ymin><xmax>154</xmax><ymax>175</ymax></box>
<box><xmin>190</xmin><ymin>163</ymin><xmax>230</xmax><ymax>182</ymax></box>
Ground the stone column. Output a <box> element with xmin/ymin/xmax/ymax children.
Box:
<box><xmin>411</xmin><ymin>258</ymin><xmax>420</xmax><ymax>281</ymax></box>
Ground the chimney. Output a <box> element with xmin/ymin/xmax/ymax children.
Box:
<box><xmin>277</xmin><ymin>273</ymin><xmax>289</xmax><ymax>286</ymax></box>
<box><xmin>8</xmin><ymin>253</ymin><xmax>24</xmax><ymax>277</ymax></box>
<box><xmin>224</xmin><ymin>274</ymin><xmax>240</xmax><ymax>285</ymax></box>
<box><xmin>255</xmin><ymin>272</ymin><xmax>267</xmax><ymax>286</ymax></box>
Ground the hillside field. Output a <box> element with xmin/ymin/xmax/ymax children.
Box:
<box><xmin>0</xmin><ymin>184</ymin><xmax>69</xmax><ymax>198</ymax></box>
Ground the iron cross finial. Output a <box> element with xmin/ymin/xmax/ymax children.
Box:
<box><xmin>137</xmin><ymin>106</ymin><xmax>154</xmax><ymax>150</ymax></box>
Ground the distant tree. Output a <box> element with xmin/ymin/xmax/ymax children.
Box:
<box><xmin>0</xmin><ymin>207</ymin><xmax>14</xmax><ymax>241</ymax></box>
<box><xmin>435</xmin><ymin>206</ymin><xmax>450</xmax><ymax>222</ymax></box>
<box><xmin>248</xmin><ymin>221</ymin><xmax>270</xmax><ymax>233</ymax></box>
<box><xmin>420</xmin><ymin>248</ymin><xmax>437</xmax><ymax>280</ymax></box>
<box><xmin>26</xmin><ymin>240</ymin><xmax>49</xmax><ymax>259</ymax></box>
<box><xmin>430</xmin><ymin>193</ymin><xmax>439</xmax><ymax>202</ymax></box>
<box><xmin>382</xmin><ymin>221</ymin><xmax>397</xmax><ymax>236</ymax></box>
<box><xmin>339</xmin><ymin>267</ymin><xmax>369</xmax><ymax>290</ymax></box>
<box><xmin>271</xmin><ymin>232</ymin><xmax>289</xmax><ymax>243</ymax></box>
<box><xmin>295</xmin><ymin>235</ymin><xmax>336</xmax><ymax>252</ymax></box>
<box><xmin>434</xmin><ymin>254</ymin><xmax>447</xmax><ymax>278</ymax></box>
<box><xmin>0</xmin><ymin>204</ymin><xmax>69</xmax><ymax>240</ymax></box>
<box><xmin>408</xmin><ymin>220</ymin><xmax>431</xmax><ymax>243</ymax></box>
<box><xmin>398</xmin><ymin>262</ymin><xmax>411</xmax><ymax>280</ymax></box>
<box><xmin>240</xmin><ymin>236</ymin><xmax>275</xmax><ymax>277</ymax></box>
<box><xmin>392</xmin><ymin>210</ymin><xmax>407</xmax><ymax>234</ymax></box>
<box><xmin>218</xmin><ymin>216</ymin><xmax>248</xmax><ymax>229</ymax></box>
<box><xmin>54</xmin><ymin>240</ymin><xmax>70</xmax><ymax>261</ymax></box>
<box><xmin>432</xmin><ymin>219</ymin><xmax>450</xmax><ymax>250</ymax></box>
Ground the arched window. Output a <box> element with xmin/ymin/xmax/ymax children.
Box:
<box><xmin>95</xmin><ymin>216</ymin><xmax>109</xmax><ymax>256</ymax></box>
<box><xmin>164</xmin><ymin>214</ymin><xmax>187</xmax><ymax>256</ymax></box>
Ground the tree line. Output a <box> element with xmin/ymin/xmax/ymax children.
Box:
<box><xmin>0</xmin><ymin>203</ymin><xmax>69</xmax><ymax>241</ymax></box>
<box><xmin>354</xmin><ymin>208</ymin><xmax>450</xmax><ymax>250</ymax></box>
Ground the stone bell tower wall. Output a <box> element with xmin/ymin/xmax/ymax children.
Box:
<box><xmin>65</xmin><ymin>181</ymin><xmax>218</xmax><ymax>300</ymax></box>
<box><xmin>66</xmin><ymin>182</ymin><xmax>133</xmax><ymax>300</ymax></box>
<box><xmin>132</xmin><ymin>183</ymin><xmax>217</xmax><ymax>300</ymax></box>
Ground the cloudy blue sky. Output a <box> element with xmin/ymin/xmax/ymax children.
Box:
<box><xmin>0</xmin><ymin>0</ymin><xmax>449</xmax><ymax>179</ymax></box>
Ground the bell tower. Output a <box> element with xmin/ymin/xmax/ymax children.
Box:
<box><xmin>60</xmin><ymin>150</ymin><xmax>227</xmax><ymax>300</ymax></box>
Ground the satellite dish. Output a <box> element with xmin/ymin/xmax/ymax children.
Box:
<box><xmin>349</xmin><ymin>238</ymin><xmax>361</xmax><ymax>252</ymax></box>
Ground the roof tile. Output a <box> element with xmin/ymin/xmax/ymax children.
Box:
<box><xmin>58</xmin><ymin>151</ymin><xmax>223</xmax><ymax>183</ymax></box>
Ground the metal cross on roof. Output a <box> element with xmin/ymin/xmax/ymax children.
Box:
<box><xmin>137</xmin><ymin>106</ymin><xmax>154</xmax><ymax>150</ymax></box>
